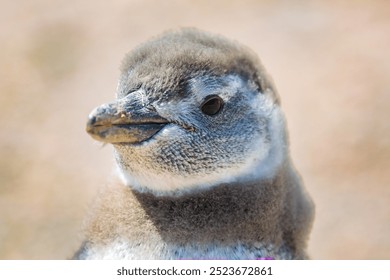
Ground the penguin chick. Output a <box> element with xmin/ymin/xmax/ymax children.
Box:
<box><xmin>75</xmin><ymin>28</ymin><xmax>314</xmax><ymax>260</ymax></box>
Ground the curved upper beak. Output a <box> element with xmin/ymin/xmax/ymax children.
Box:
<box><xmin>86</xmin><ymin>97</ymin><xmax>169</xmax><ymax>144</ymax></box>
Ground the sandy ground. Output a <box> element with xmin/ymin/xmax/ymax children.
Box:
<box><xmin>0</xmin><ymin>0</ymin><xmax>389</xmax><ymax>259</ymax></box>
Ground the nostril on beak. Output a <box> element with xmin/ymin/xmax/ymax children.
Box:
<box><xmin>119</xmin><ymin>111</ymin><xmax>127</xmax><ymax>119</ymax></box>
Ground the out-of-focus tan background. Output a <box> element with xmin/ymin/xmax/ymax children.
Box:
<box><xmin>0</xmin><ymin>0</ymin><xmax>389</xmax><ymax>259</ymax></box>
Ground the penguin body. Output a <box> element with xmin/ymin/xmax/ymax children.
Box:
<box><xmin>76</xmin><ymin>29</ymin><xmax>314</xmax><ymax>259</ymax></box>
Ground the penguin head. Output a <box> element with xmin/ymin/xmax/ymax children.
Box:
<box><xmin>86</xmin><ymin>29</ymin><xmax>287</xmax><ymax>195</ymax></box>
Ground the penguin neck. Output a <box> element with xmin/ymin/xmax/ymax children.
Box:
<box><xmin>131</xmin><ymin>165</ymin><xmax>288</xmax><ymax>246</ymax></box>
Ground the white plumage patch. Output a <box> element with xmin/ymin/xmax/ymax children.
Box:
<box><xmin>80</xmin><ymin>238</ymin><xmax>292</xmax><ymax>260</ymax></box>
<box><xmin>116</xmin><ymin>106</ymin><xmax>286</xmax><ymax>196</ymax></box>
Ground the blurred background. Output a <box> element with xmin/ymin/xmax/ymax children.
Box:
<box><xmin>0</xmin><ymin>0</ymin><xmax>389</xmax><ymax>259</ymax></box>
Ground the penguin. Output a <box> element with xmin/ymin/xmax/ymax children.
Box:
<box><xmin>74</xmin><ymin>28</ymin><xmax>314</xmax><ymax>260</ymax></box>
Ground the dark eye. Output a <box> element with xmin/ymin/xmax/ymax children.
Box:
<box><xmin>201</xmin><ymin>95</ymin><xmax>224</xmax><ymax>116</ymax></box>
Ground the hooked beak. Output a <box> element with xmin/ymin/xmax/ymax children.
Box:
<box><xmin>86</xmin><ymin>98</ymin><xmax>169</xmax><ymax>144</ymax></box>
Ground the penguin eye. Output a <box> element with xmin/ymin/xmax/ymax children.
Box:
<box><xmin>201</xmin><ymin>95</ymin><xmax>224</xmax><ymax>116</ymax></box>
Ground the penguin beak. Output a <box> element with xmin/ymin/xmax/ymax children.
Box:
<box><xmin>86</xmin><ymin>98</ymin><xmax>169</xmax><ymax>144</ymax></box>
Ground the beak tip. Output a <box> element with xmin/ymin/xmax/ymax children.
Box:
<box><xmin>86</xmin><ymin>116</ymin><xmax>96</xmax><ymax>134</ymax></box>
<box><xmin>88</xmin><ymin>116</ymin><xmax>96</xmax><ymax>125</ymax></box>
